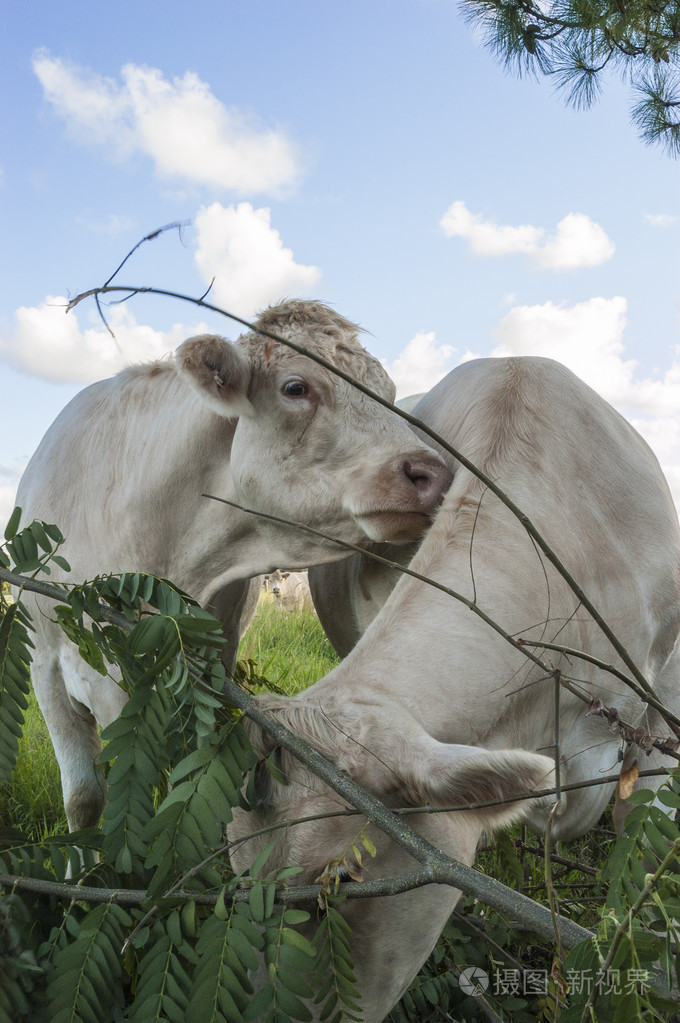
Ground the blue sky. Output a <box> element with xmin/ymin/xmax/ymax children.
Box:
<box><xmin>2</xmin><ymin>0</ymin><xmax>679</xmax><ymax>523</ymax></box>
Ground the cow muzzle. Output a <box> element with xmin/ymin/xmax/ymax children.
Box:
<box><xmin>349</xmin><ymin>450</ymin><xmax>453</xmax><ymax>543</ymax></box>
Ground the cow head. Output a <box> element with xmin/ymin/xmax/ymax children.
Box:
<box><xmin>175</xmin><ymin>301</ymin><xmax>452</xmax><ymax>559</ymax></box>
<box><xmin>228</xmin><ymin>695</ymin><xmax>555</xmax><ymax>1022</ymax></box>
<box><xmin>265</xmin><ymin>569</ymin><xmax>289</xmax><ymax>596</ymax></box>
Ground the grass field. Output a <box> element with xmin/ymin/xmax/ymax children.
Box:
<box><xmin>0</xmin><ymin>596</ymin><xmax>339</xmax><ymax>839</ymax></box>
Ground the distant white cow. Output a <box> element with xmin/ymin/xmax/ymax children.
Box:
<box><xmin>264</xmin><ymin>569</ymin><xmax>314</xmax><ymax>612</ymax></box>
<box><xmin>229</xmin><ymin>356</ymin><xmax>680</xmax><ymax>1021</ymax></box>
<box><xmin>15</xmin><ymin>299</ymin><xmax>452</xmax><ymax>832</ymax></box>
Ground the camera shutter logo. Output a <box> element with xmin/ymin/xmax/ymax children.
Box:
<box><xmin>459</xmin><ymin>967</ymin><xmax>490</xmax><ymax>996</ymax></box>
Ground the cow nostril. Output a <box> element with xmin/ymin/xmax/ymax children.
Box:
<box><xmin>403</xmin><ymin>461</ymin><xmax>436</xmax><ymax>494</ymax></box>
<box><xmin>409</xmin><ymin>473</ymin><xmax>432</xmax><ymax>494</ymax></box>
<box><xmin>399</xmin><ymin>456</ymin><xmax>453</xmax><ymax>508</ymax></box>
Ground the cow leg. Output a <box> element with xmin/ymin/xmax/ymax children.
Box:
<box><xmin>208</xmin><ymin>578</ymin><xmax>261</xmax><ymax>678</ymax></box>
<box><xmin>31</xmin><ymin>646</ymin><xmax>127</xmax><ymax>832</ymax></box>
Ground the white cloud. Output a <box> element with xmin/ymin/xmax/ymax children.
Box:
<box><xmin>440</xmin><ymin>201</ymin><xmax>542</xmax><ymax>258</ymax></box>
<box><xmin>194</xmin><ymin>202</ymin><xmax>322</xmax><ymax>318</ymax></box>
<box><xmin>534</xmin><ymin>213</ymin><xmax>615</xmax><ymax>270</ymax></box>
<box><xmin>440</xmin><ymin>201</ymin><xmax>614</xmax><ymax>270</ymax></box>
<box><xmin>490</xmin><ymin>296</ymin><xmax>680</xmax><ymax>509</ymax></box>
<box><xmin>644</xmin><ymin>213</ymin><xmax>678</xmax><ymax>228</ymax></box>
<box><xmin>0</xmin><ymin>297</ymin><xmax>210</xmax><ymax>384</ymax></box>
<box><xmin>491</xmin><ymin>297</ymin><xmax>634</xmax><ymax>403</ymax></box>
<box><xmin>384</xmin><ymin>331</ymin><xmax>459</xmax><ymax>399</ymax></box>
<box><xmin>33</xmin><ymin>50</ymin><xmax>300</xmax><ymax>195</ymax></box>
<box><xmin>76</xmin><ymin>213</ymin><xmax>138</xmax><ymax>235</ymax></box>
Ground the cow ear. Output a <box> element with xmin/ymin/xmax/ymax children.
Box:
<box><xmin>176</xmin><ymin>335</ymin><xmax>255</xmax><ymax>419</ymax></box>
<box><xmin>405</xmin><ymin>742</ymin><xmax>555</xmax><ymax>831</ymax></box>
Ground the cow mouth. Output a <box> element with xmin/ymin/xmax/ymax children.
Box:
<box><xmin>353</xmin><ymin>508</ymin><xmax>433</xmax><ymax>543</ymax></box>
<box><xmin>346</xmin><ymin>450</ymin><xmax>453</xmax><ymax>543</ymax></box>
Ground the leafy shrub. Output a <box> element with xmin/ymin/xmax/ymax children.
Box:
<box><xmin>2</xmin><ymin>511</ymin><xmax>680</xmax><ymax>1022</ymax></box>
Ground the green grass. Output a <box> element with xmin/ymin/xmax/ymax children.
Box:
<box><xmin>237</xmin><ymin>596</ymin><xmax>340</xmax><ymax>695</ymax></box>
<box><xmin>0</xmin><ymin>597</ymin><xmax>338</xmax><ymax>837</ymax></box>
<box><xmin>0</xmin><ymin>689</ymin><xmax>67</xmax><ymax>838</ymax></box>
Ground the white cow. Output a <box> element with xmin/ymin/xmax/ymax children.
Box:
<box><xmin>265</xmin><ymin>569</ymin><xmax>314</xmax><ymax>612</ymax></box>
<box><xmin>229</xmin><ymin>355</ymin><xmax>680</xmax><ymax>1021</ymax></box>
<box><xmin>309</xmin><ymin>543</ymin><xmax>414</xmax><ymax>656</ymax></box>
<box><xmin>15</xmin><ymin>300</ymin><xmax>452</xmax><ymax>832</ymax></box>
<box><xmin>307</xmin><ymin>391</ymin><xmax>436</xmax><ymax>655</ymax></box>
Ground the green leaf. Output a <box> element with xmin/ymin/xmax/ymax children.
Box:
<box><xmin>284</xmin><ymin>909</ymin><xmax>311</xmax><ymax>926</ymax></box>
<box><xmin>3</xmin><ymin>507</ymin><xmax>22</xmax><ymax>542</ymax></box>
<box><xmin>656</xmin><ymin>788</ymin><xmax>680</xmax><ymax>809</ymax></box>
<box><xmin>43</xmin><ymin>522</ymin><xmax>65</xmax><ymax>543</ymax></box>
<box><xmin>282</xmin><ymin>927</ymin><xmax>317</xmax><ymax>958</ymax></box>
<box><xmin>168</xmin><ymin>745</ymin><xmax>214</xmax><ymax>784</ymax></box>
<box><xmin>275</xmin><ymin>984</ymin><xmax>313</xmax><ymax>1021</ymax></box>
<box><xmin>243</xmin><ymin>984</ymin><xmax>274</xmax><ymax>1021</ymax></box>
<box><xmin>246</xmin><ymin>842</ymin><xmax>275</xmax><ymax>881</ymax></box>
<box><xmin>0</xmin><ymin>603</ymin><xmax>33</xmax><ymax>785</ymax></box>
<box><xmin>360</xmin><ymin>832</ymin><xmax>377</xmax><ymax>857</ymax></box>
<box><xmin>626</xmin><ymin>788</ymin><xmax>655</xmax><ymax>805</ymax></box>
<box><xmin>278</xmin><ymin>964</ymin><xmax>314</xmax><ymax>999</ymax></box>
<box><xmin>228</xmin><ymin>926</ymin><xmax>260</xmax><ymax>972</ymax></box>
<box><xmin>279</xmin><ymin>943</ymin><xmax>318</xmax><ymax>974</ymax></box>
<box><xmin>249</xmin><ymin>884</ymin><xmax>265</xmax><ymax>923</ymax></box>
<box><xmin>28</xmin><ymin>521</ymin><xmax>53</xmax><ymax>553</ymax></box>
<box><xmin>648</xmin><ymin>805</ymin><xmax>680</xmax><ymax>841</ymax></box>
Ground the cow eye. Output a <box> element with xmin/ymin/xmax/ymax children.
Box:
<box><xmin>282</xmin><ymin>379</ymin><xmax>308</xmax><ymax>398</ymax></box>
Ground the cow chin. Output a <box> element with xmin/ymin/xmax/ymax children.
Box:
<box><xmin>353</xmin><ymin>509</ymin><xmax>432</xmax><ymax>543</ymax></box>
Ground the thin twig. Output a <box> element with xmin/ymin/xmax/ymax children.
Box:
<box><xmin>520</xmin><ymin>638</ymin><xmax>680</xmax><ymax>732</ymax></box>
<box><xmin>514</xmin><ymin>843</ymin><xmax>599</xmax><ymax>877</ymax></box>
<box><xmin>102</xmin><ymin>223</ymin><xmax>190</xmax><ymax>289</ymax></box>
<box><xmin>545</xmin><ymin>804</ymin><xmax>564</xmax><ymax>966</ymax></box>
<box><xmin>451</xmin><ymin>911</ymin><xmax>526</xmax><ymax>972</ymax></box>
<box><xmin>448</xmin><ymin>960</ymin><xmax>506</xmax><ymax>1022</ymax></box>
<box><xmin>560</xmin><ymin>677</ymin><xmax>680</xmax><ymax>762</ymax></box>
<box><xmin>5</xmin><ymin>562</ymin><xmax>679</xmax><ymax>787</ymax></box>
<box><xmin>201</xmin><ymin>494</ymin><xmax>557</xmax><ymax>677</ymax></box>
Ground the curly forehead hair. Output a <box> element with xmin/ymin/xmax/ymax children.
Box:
<box><xmin>235</xmin><ymin>299</ymin><xmax>397</xmax><ymax>402</ymax></box>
